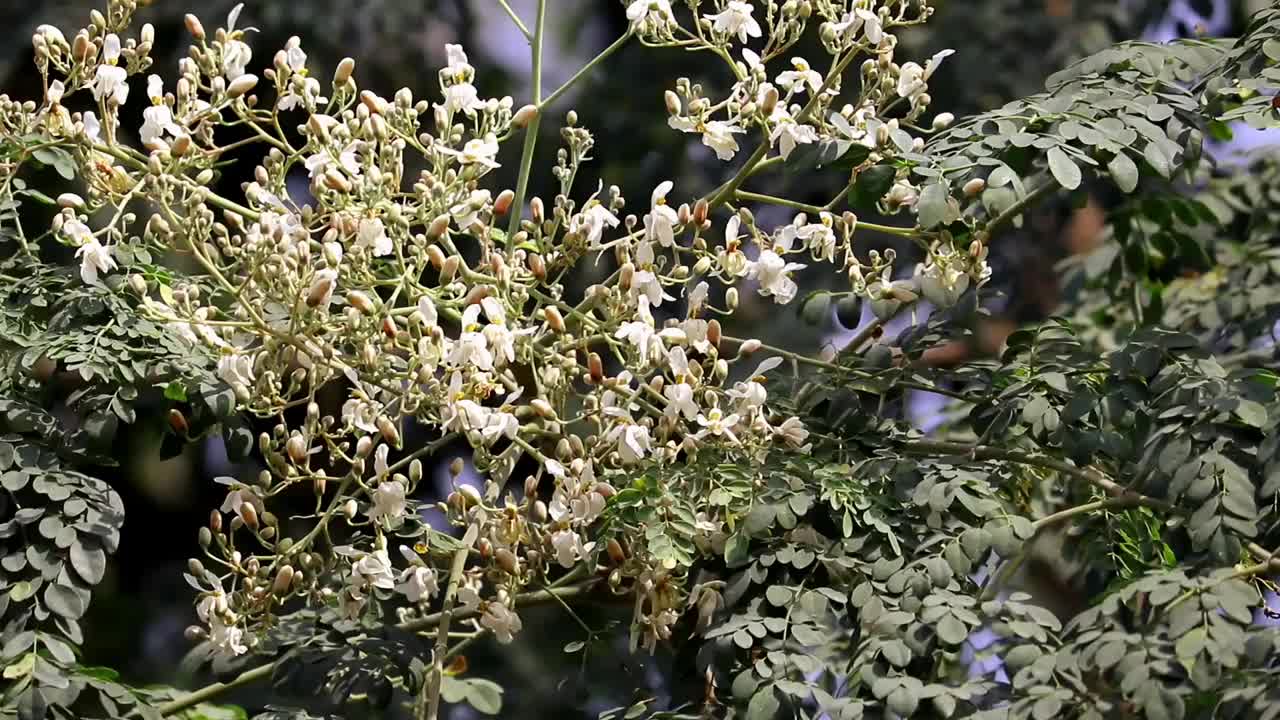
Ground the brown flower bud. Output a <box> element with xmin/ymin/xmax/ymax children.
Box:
<box><xmin>528</xmin><ymin>252</ymin><xmax>546</xmax><ymax>281</ymax></box>
<box><xmin>377</xmin><ymin>415</ymin><xmax>401</xmax><ymax>447</ymax></box>
<box><xmin>168</xmin><ymin>408</ymin><xmax>189</xmax><ymax>436</ymax></box>
<box><xmin>512</xmin><ymin>104</ymin><xmax>538</xmax><ymax>128</ymax></box>
<box><xmin>693</xmin><ymin>198</ymin><xmax>709</xmax><ymax>226</ymax></box>
<box><xmin>495</xmin><ymin>548</ymin><xmax>519</xmax><ymax>575</ymax></box>
<box><xmin>606</xmin><ymin>538</ymin><xmax>626</xmax><ymax>565</ymax></box>
<box><xmin>450</xmin><ymin>457</ymin><xmax>466</xmax><ymax>478</ymax></box>
<box><xmin>477</xmin><ymin>537</ymin><xmax>492</xmax><ymax>561</ymax></box>
<box><xmin>57</xmin><ymin>193</ymin><xmax>84</xmax><ymax>209</ymax></box>
<box><xmin>588</xmin><ymin>352</ymin><xmax>604</xmax><ymax>384</ymax></box>
<box><xmin>272</xmin><ymin>565</ymin><xmax>295</xmax><ymax>595</ymax></box>
<box><xmin>707</xmin><ymin>319</ymin><xmax>722</xmax><ymax>349</ymax></box>
<box><xmin>285</xmin><ymin>434</ymin><xmax>308</xmax><ymax>464</ymax></box>
<box><xmin>531</xmin><ymin>398</ymin><xmax>556</xmax><ymax>419</ymax></box>
<box><xmin>346</xmin><ymin>290</ymin><xmax>376</xmax><ymax>314</ymax></box>
<box><xmin>441</xmin><ymin>255</ymin><xmax>460</xmax><ymax>283</ymax></box>
<box><xmin>184</xmin><ymin>14</ymin><xmax>206</xmax><ymax>41</ymax></box>
<box><xmin>738</xmin><ymin>338</ymin><xmax>762</xmax><ymax>356</ymax></box>
<box><xmin>544</xmin><ymin>306</ymin><xmax>565</xmax><ymax>333</ymax></box>
<box><xmin>494</xmin><ymin>189</ymin><xmax>515</xmax><ymax>216</ymax></box>
<box><xmin>530</xmin><ymin>196</ymin><xmax>544</xmax><ymax>224</ymax></box>
<box><xmin>359</xmin><ymin>90</ymin><xmax>383</xmax><ymax>114</ymax></box>
<box><xmin>425</xmin><ymin>244</ymin><xmax>447</xmax><ymax>269</ymax></box>
<box><xmin>664</xmin><ymin>90</ymin><xmax>681</xmax><ymax>115</ymax></box>
<box><xmin>963</xmin><ymin>178</ymin><xmax>986</xmax><ymax>197</ymax></box>
<box><xmin>209</xmin><ymin>509</ymin><xmax>222</xmax><ymax>534</ymax></box>
<box><xmin>240</xmin><ymin>502</ymin><xmax>259</xmax><ymax>529</ymax></box>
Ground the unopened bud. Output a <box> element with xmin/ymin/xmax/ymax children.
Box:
<box><xmin>931</xmin><ymin>112</ymin><xmax>955</xmax><ymax>131</ymax></box>
<box><xmin>513</xmin><ymin>104</ymin><xmax>538</xmax><ymax>128</ymax></box>
<box><xmin>619</xmin><ymin>261</ymin><xmax>635</xmax><ymax>291</ymax></box>
<box><xmin>171</xmin><ymin>134</ymin><xmax>192</xmax><ymax>157</ymax></box>
<box><xmin>57</xmin><ymin>192</ymin><xmax>84</xmax><ymax>209</ymax></box>
<box><xmin>531</xmin><ymin>398</ymin><xmax>556</xmax><ymax>419</ymax></box>
<box><xmin>346</xmin><ymin>290</ymin><xmax>376</xmax><ymax>314</ymax></box>
<box><xmin>376</xmin><ymin>415</ymin><xmax>401</xmax><ymax>447</ymax></box>
<box><xmin>544</xmin><ymin>306</ymin><xmax>565</xmax><ymax>333</ymax></box>
<box><xmin>240</xmin><ymin>502</ymin><xmax>259</xmax><ymax>529</ymax></box>
<box><xmin>343</xmin><ymin>499</ymin><xmax>358</xmax><ymax>518</ymax></box>
<box><xmin>738</xmin><ymin>338</ymin><xmax>762</xmax><ymax>356</ymax></box>
<box><xmin>963</xmin><ymin>178</ymin><xmax>986</xmax><ymax>197</ymax></box>
<box><xmin>209</xmin><ymin>510</ymin><xmax>222</xmax><ymax>533</ymax></box>
<box><xmin>286</xmin><ymin>435</ymin><xmax>307</xmax><ymax>464</ymax></box>
<box><xmin>606</xmin><ymin>537</ymin><xmax>626</xmax><ymax>565</ymax></box>
<box><xmin>184</xmin><ymin>14</ymin><xmax>206</xmax><ymax>41</ymax></box>
<box><xmin>272</xmin><ymin>565</ymin><xmax>295</xmax><ymax>595</ymax></box>
<box><xmin>664</xmin><ymin>90</ymin><xmax>681</xmax><ymax>115</ymax></box>
<box><xmin>707</xmin><ymin>318</ymin><xmax>722</xmax><ymax>348</ymax></box>
<box><xmin>450</xmin><ymin>457</ymin><xmax>465</xmax><ymax>478</ymax></box>
<box><xmin>494</xmin><ymin>189</ymin><xmax>515</xmax><ymax>216</ymax></box>
<box><xmin>725</xmin><ymin>288</ymin><xmax>739</xmax><ymax>312</ymax></box>
<box><xmin>334</xmin><ymin>57</ymin><xmax>355</xmax><ymax>85</ymax></box>
<box><xmin>530</xmin><ymin>197</ymin><xmax>544</xmax><ymax>224</ymax></box>
<box><xmin>761</xmin><ymin>86</ymin><xmax>779</xmax><ymax>116</ymax></box>
<box><xmin>588</xmin><ymin>352</ymin><xmax>604</xmax><ymax>384</ymax></box>
<box><xmin>693</xmin><ymin>198</ymin><xmax>709</xmax><ymax>226</ymax></box>
<box><xmin>356</xmin><ymin>436</ymin><xmax>374</xmax><ymax>458</ymax></box>
<box><xmin>226</xmin><ymin>74</ymin><xmax>258</xmax><ymax>98</ymax></box>
<box><xmin>198</xmin><ymin>527</ymin><xmax>212</xmax><ymax>547</ymax></box>
<box><xmin>495</xmin><ymin>548</ymin><xmax>518</xmax><ymax>574</ymax></box>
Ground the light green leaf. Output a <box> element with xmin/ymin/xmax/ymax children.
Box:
<box><xmin>1108</xmin><ymin>152</ymin><xmax>1139</xmax><ymax>193</ymax></box>
<box><xmin>1047</xmin><ymin>146</ymin><xmax>1082</xmax><ymax>190</ymax></box>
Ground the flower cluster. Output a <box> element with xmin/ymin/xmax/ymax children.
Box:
<box><xmin>4</xmin><ymin>0</ymin><xmax>993</xmax><ymax>659</ymax></box>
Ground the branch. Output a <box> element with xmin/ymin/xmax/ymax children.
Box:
<box><xmin>423</xmin><ymin>527</ymin><xmax>478</xmax><ymax>720</ymax></box>
<box><xmin>156</xmin><ymin>581</ymin><xmax>598</xmax><ymax>717</ymax></box>
<box><xmin>504</xmin><ymin>0</ymin><xmax>546</xmax><ymax>240</ymax></box>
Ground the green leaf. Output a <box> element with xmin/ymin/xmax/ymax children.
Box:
<box><xmin>31</xmin><ymin>147</ymin><xmax>76</xmax><ymax>181</ymax></box>
<box><xmin>1235</xmin><ymin>400</ymin><xmax>1267</xmax><ymax>428</ymax></box>
<box><xmin>69</xmin><ymin>541</ymin><xmax>106</xmax><ymax>585</ymax></box>
<box><xmin>464</xmin><ymin>678</ymin><xmax>504</xmax><ymax>715</ymax></box>
<box><xmin>848</xmin><ymin>165</ymin><xmax>897</xmax><ymax>210</ymax></box>
<box><xmin>163</xmin><ymin>382</ymin><xmax>188</xmax><ymax>402</ymax></box>
<box><xmin>724</xmin><ymin>532</ymin><xmax>750</xmax><ymax>568</ymax></box>
<box><xmin>1108</xmin><ymin>152</ymin><xmax>1139</xmax><ymax>193</ymax></box>
<box><xmin>747</xmin><ymin>687</ymin><xmax>780</xmax><ymax>720</ymax></box>
<box><xmin>1143</xmin><ymin>141</ymin><xmax>1173</xmax><ymax>178</ymax></box>
<box><xmin>917</xmin><ymin>183</ymin><xmax>952</xmax><ymax>229</ymax></box>
<box><xmin>1047</xmin><ymin>146</ymin><xmax>1082</xmax><ymax>190</ymax></box>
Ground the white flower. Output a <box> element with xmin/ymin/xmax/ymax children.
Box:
<box><xmin>444</xmin><ymin>44</ymin><xmax>473</xmax><ymax>78</ymax></box>
<box><xmin>897</xmin><ymin>50</ymin><xmax>954</xmax><ymax>99</ymax></box>
<box><xmin>551</xmin><ymin>529</ymin><xmax>595</xmax><ymax>568</ymax></box>
<box><xmin>370</xmin><ymin>479</ymin><xmax>408</xmax><ymax>526</ymax></box>
<box><xmin>352</xmin><ymin>548</ymin><xmax>396</xmax><ymax>590</ymax></box>
<box><xmin>916</xmin><ymin>259</ymin><xmax>969</xmax><ymax>308</ymax></box>
<box><xmin>573</xmin><ymin>201</ymin><xmax>620</xmax><ymax>248</ymax></box>
<box><xmin>197</xmin><ymin>593</ymin><xmax>248</xmax><ymax>656</ymax></box>
<box><xmin>442</xmin><ymin>82</ymin><xmax>484</xmax><ymax>114</ymax></box>
<box><xmin>141</xmin><ymin>77</ymin><xmax>180</xmax><ymax>145</ymax></box>
<box><xmin>442</xmin><ymin>136</ymin><xmax>500</xmax><ymax>168</ymax></box>
<box><xmin>92</xmin><ymin>36</ymin><xmax>129</xmax><ymax>105</ymax></box>
<box><xmin>342</xmin><ymin>398</ymin><xmax>382</xmax><ymax>433</ymax></box>
<box><xmin>643</xmin><ymin>181</ymin><xmax>680</xmax><ymax>247</ymax></box>
<box><xmin>627</xmin><ymin>0</ymin><xmax>676</xmax><ymax>32</ymax></box>
<box><xmin>456</xmin><ymin>575</ymin><xmax>483</xmax><ymax>612</ymax></box>
<box><xmin>75</xmin><ymin>237</ymin><xmax>117</xmax><ymax>285</ymax></box>
<box><xmin>607</xmin><ymin>423</ymin><xmax>651</xmax><ymax>464</ymax></box>
<box><xmin>81</xmin><ymin>111</ymin><xmax>101</xmax><ymax>142</ymax></box>
<box><xmin>777</xmin><ymin>58</ymin><xmax>823</xmax><ymax>95</ymax></box>
<box><xmin>701</xmin><ymin>121</ymin><xmax>744</xmax><ymax>161</ymax></box>
<box><xmin>284</xmin><ymin>36</ymin><xmax>307</xmax><ymax>73</ymax></box>
<box><xmin>219</xmin><ymin>486</ymin><xmax>261</xmax><ymax>523</ymax></box>
<box><xmin>706</xmin><ymin>1</ymin><xmax>761</xmax><ymax>43</ymax></box>
<box><xmin>774</xmin><ymin>416</ymin><xmax>811</xmax><ymax>451</ymax></box>
<box><xmin>832</xmin><ymin>9</ymin><xmax>882</xmax><ymax>45</ymax></box>
<box><xmin>695</xmin><ymin>407</ymin><xmax>741</xmax><ymax>443</ymax></box>
<box><xmin>663</xmin><ymin>382</ymin><xmax>699</xmax><ymax>421</ymax></box>
<box><xmin>396</xmin><ymin>565</ymin><xmax>439</xmax><ymax>603</ymax></box>
<box><xmin>357</xmin><ymin>217</ymin><xmax>393</xmax><ymax>256</ymax></box>
<box><xmin>749</xmin><ymin>250</ymin><xmax>805</xmax><ymax>304</ymax></box>
<box><xmin>217</xmin><ymin>353</ymin><xmax>255</xmax><ymax>389</ymax></box>
<box><xmin>480</xmin><ymin>602</ymin><xmax>524</xmax><ymax>644</ymax></box>
<box><xmin>616</xmin><ymin>318</ymin><xmax>664</xmax><ymax>364</ymax></box>
<box><xmin>687</xmin><ymin>281</ymin><xmax>710</xmax><ymax>316</ymax></box>
<box><xmin>769</xmin><ymin>109</ymin><xmax>818</xmax><ymax>160</ymax></box>
<box><xmin>46</xmin><ymin>80</ymin><xmax>65</xmax><ymax>106</ymax></box>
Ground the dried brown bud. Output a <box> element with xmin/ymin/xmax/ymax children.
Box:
<box><xmin>425</xmin><ymin>243</ymin><xmax>447</xmax><ymax>269</ymax></box>
<box><xmin>359</xmin><ymin>90</ymin><xmax>383</xmax><ymax>115</ymax></box>
<box><xmin>478</xmin><ymin>537</ymin><xmax>493</xmax><ymax>561</ymax></box>
<box><xmin>693</xmin><ymin>198</ymin><xmax>709</xmax><ymax>226</ymax></box>
<box><xmin>441</xmin><ymin>255</ymin><xmax>460</xmax><ymax>283</ymax></box>
<box><xmin>588</xmin><ymin>352</ymin><xmax>604</xmax><ymax>384</ymax></box>
<box><xmin>346</xmin><ymin>290</ymin><xmax>376</xmax><ymax>314</ymax></box>
<box><xmin>528</xmin><ymin>252</ymin><xmax>546</xmax><ymax>281</ymax></box>
<box><xmin>376</xmin><ymin>415</ymin><xmax>401</xmax><ymax>447</ymax></box>
<box><xmin>168</xmin><ymin>408</ymin><xmax>189</xmax><ymax>436</ymax></box>
<box><xmin>619</xmin><ymin>262</ymin><xmax>635</xmax><ymax>291</ymax></box>
<box><xmin>707</xmin><ymin>319</ymin><xmax>722</xmax><ymax>349</ymax></box>
<box><xmin>530</xmin><ymin>196</ymin><xmax>545</xmax><ymax>224</ymax></box>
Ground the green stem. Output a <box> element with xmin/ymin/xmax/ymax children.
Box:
<box><xmin>497</xmin><ymin>0</ymin><xmax>533</xmax><ymax>40</ymax></box>
<box><xmin>734</xmin><ymin>191</ymin><xmax>916</xmax><ymax>237</ymax></box>
<box><xmin>505</xmin><ymin>0</ymin><xmax>546</xmax><ymax>240</ymax></box>
<box><xmin>984</xmin><ymin>181</ymin><xmax>1057</xmax><ymax>239</ymax></box>
<box><xmin>424</xmin><ymin>529</ymin><xmax>477</xmax><ymax>720</ymax></box>
<box><xmin>540</xmin><ymin>31</ymin><xmax>633</xmax><ymax>110</ymax></box>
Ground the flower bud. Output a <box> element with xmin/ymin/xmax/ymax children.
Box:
<box><xmin>168</xmin><ymin>408</ymin><xmax>189</xmax><ymax>436</ymax></box>
<box><xmin>356</xmin><ymin>436</ymin><xmax>374</xmax><ymax>458</ymax></box>
<box><xmin>761</xmin><ymin>86</ymin><xmax>779</xmax><ymax>116</ymax></box>
<box><xmin>531</xmin><ymin>398</ymin><xmax>556</xmax><ymax>419</ymax></box>
<box><xmin>588</xmin><ymin>352</ymin><xmax>604</xmax><ymax>384</ymax></box>
<box><xmin>184</xmin><ymin>14</ymin><xmax>206</xmax><ymax>41</ymax></box>
<box><xmin>606</xmin><ymin>538</ymin><xmax>626</xmax><ymax>565</ymax></box>
<box><xmin>57</xmin><ymin>192</ymin><xmax>84</xmax><ymax>209</ymax></box>
<box><xmin>334</xmin><ymin>57</ymin><xmax>355</xmax><ymax>85</ymax></box>
<box><xmin>272</xmin><ymin>565</ymin><xmax>295</xmax><ymax>595</ymax></box>
<box><xmin>530</xmin><ymin>196</ymin><xmax>545</xmax><ymax>224</ymax></box>
<box><xmin>494</xmin><ymin>189</ymin><xmax>515</xmax><ymax>216</ymax></box>
<box><xmin>495</xmin><ymin>548</ymin><xmax>519</xmax><ymax>575</ymax></box>
<box><xmin>725</xmin><ymin>287</ymin><xmax>739</xmax><ymax>312</ymax></box>
<box><xmin>343</xmin><ymin>499</ymin><xmax>358</xmax><ymax>519</ymax></box>
<box><xmin>544</xmin><ymin>306</ymin><xmax>565</xmax><ymax>333</ymax></box>
<box><xmin>931</xmin><ymin>112</ymin><xmax>955</xmax><ymax>131</ymax></box>
<box><xmin>346</xmin><ymin>290</ymin><xmax>376</xmax><ymax>315</ymax></box>
<box><xmin>963</xmin><ymin>178</ymin><xmax>986</xmax><ymax>197</ymax></box>
<box><xmin>286</xmin><ymin>435</ymin><xmax>307</xmax><ymax>464</ymax></box>
<box><xmin>513</xmin><ymin>104</ymin><xmax>538</xmax><ymax>128</ymax></box>
<box><xmin>738</xmin><ymin>338</ymin><xmax>762</xmax><ymax>356</ymax></box>
<box><xmin>664</xmin><ymin>90</ymin><xmax>681</xmax><ymax>115</ymax></box>
<box><xmin>441</xmin><ymin>255</ymin><xmax>460</xmax><ymax>283</ymax></box>
<box><xmin>209</xmin><ymin>509</ymin><xmax>222</xmax><ymax>533</ymax></box>
<box><xmin>240</xmin><ymin>502</ymin><xmax>259</xmax><ymax>529</ymax></box>
<box><xmin>377</xmin><ymin>415</ymin><xmax>401</xmax><ymax>447</ymax></box>
<box><xmin>707</xmin><ymin>319</ymin><xmax>722</xmax><ymax>348</ymax></box>
<box><xmin>227</xmin><ymin>74</ymin><xmax>258</xmax><ymax>98</ymax></box>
